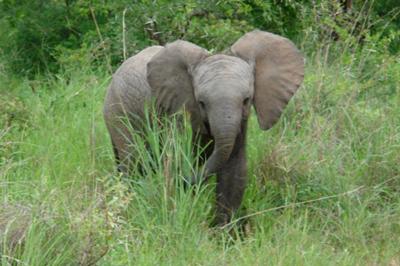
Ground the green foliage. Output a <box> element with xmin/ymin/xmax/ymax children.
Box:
<box><xmin>1</xmin><ymin>0</ymin><xmax>398</xmax><ymax>76</ymax></box>
<box><xmin>370</xmin><ymin>0</ymin><xmax>400</xmax><ymax>53</ymax></box>
<box><xmin>0</xmin><ymin>93</ymin><xmax>29</xmax><ymax>130</ymax></box>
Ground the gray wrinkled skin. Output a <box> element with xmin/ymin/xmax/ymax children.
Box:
<box><xmin>104</xmin><ymin>30</ymin><xmax>304</xmax><ymax>225</ymax></box>
<box><xmin>190</xmin><ymin>56</ymin><xmax>255</xmax><ymax>224</ymax></box>
<box><xmin>103</xmin><ymin>46</ymin><xmax>163</xmax><ymax>173</ymax></box>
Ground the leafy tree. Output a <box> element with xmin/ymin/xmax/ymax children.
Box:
<box><xmin>0</xmin><ymin>0</ymin><xmax>398</xmax><ymax>77</ymax></box>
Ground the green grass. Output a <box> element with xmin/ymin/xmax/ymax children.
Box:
<box><xmin>1</xmin><ymin>45</ymin><xmax>400</xmax><ymax>265</ymax></box>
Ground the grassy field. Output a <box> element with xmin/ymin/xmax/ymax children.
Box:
<box><xmin>1</xmin><ymin>41</ymin><xmax>400</xmax><ymax>265</ymax></box>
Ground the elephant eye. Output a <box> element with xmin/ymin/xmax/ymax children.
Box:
<box><xmin>243</xmin><ymin>97</ymin><xmax>250</xmax><ymax>106</ymax></box>
<box><xmin>198</xmin><ymin>100</ymin><xmax>206</xmax><ymax>110</ymax></box>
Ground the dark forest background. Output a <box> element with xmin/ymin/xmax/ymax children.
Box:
<box><xmin>0</xmin><ymin>0</ymin><xmax>399</xmax><ymax>77</ymax></box>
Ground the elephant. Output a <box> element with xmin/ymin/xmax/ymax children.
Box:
<box><xmin>103</xmin><ymin>30</ymin><xmax>304</xmax><ymax>225</ymax></box>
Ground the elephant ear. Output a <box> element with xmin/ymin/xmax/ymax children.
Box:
<box><xmin>147</xmin><ymin>40</ymin><xmax>209</xmax><ymax>114</ymax></box>
<box><xmin>231</xmin><ymin>30</ymin><xmax>305</xmax><ymax>130</ymax></box>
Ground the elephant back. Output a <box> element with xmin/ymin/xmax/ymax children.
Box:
<box><xmin>104</xmin><ymin>46</ymin><xmax>164</xmax><ymax>127</ymax></box>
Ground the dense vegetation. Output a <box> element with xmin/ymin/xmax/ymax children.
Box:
<box><xmin>1</xmin><ymin>0</ymin><xmax>399</xmax><ymax>75</ymax></box>
<box><xmin>1</xmin><ymin>0</ymin><xmax>399</xmax><ymax>265</ymax></box>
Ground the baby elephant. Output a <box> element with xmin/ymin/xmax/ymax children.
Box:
<box><xmin>103</xmin><ymin>30</ymin><xmax>304</xmax><ymax>225</ymax></box>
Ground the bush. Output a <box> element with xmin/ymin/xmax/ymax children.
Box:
<box><xmin>0</xmin><ymin>0</ymin><xmax>398</xmax><ymax>77</ymax></box>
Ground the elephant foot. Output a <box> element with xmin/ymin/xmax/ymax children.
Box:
<box><xmin>211</xmin><ymin>208</ymin><xmax>251</xmax><ymax>240</ymax></box>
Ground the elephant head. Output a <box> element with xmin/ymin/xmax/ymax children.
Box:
<box><xmin>146</xmin><ymin>30</ymin><xmax>304</xmax><ymax>180</ymax></box>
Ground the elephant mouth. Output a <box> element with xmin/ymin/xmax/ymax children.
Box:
<box><xmin>203</xmin><ymin>120</ymin><xmax>211</xmax><ymax>136</ymax></box>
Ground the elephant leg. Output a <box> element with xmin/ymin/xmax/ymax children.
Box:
<box><xmin>111</xmin><ymin>139</ymin><xmax>121</xmax><ymax>169</ymax></box>
<box><xmin>214</xmin><ymin>124</ymin><xmax>248</xmax><ymax>225</ymax></box>
<box><xmin>184</xmin><ymin>133</ymin><xmax>213</xmax><ymax>187</ymax></box>
<box><xmin>106</xmin><ymin>117</ymin><xmax>136</xmax><ymax>175</ymax></box>
<box><xmin>198</xmin><ymin>133</ymin><xmax>214</xmax><ymax>166</ymax></box>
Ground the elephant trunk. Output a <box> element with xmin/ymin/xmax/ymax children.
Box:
<box><xmin>203</xmin><ymin>105</ymin><xmax>241</xmax><ymax>177</ymax></box>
